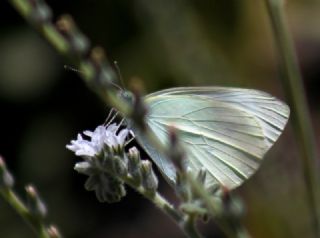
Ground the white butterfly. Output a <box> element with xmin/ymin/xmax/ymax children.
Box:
<box><xmin>130</xmin><ymin>87</ymin><xmax>290</xmax><ymax>190</ymax></box>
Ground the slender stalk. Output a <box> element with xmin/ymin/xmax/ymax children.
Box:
<box><xmin>10</xmin><ymin>0</ymin><xmax>69</xmax><ymax>54</ymax></box>
<box><xmin>186</xmin><ymin>175</ymin><xmax>250</xmax><ymax>238</ymax></box>
<box><xmin>183</xmin><ymin>215</ymin><xmax>204</xmax><ymax>238</ymax></box>
<box><xmin>0</xmin><ymin>189</ymin><xmax>50</xmax><ymax>238</ymax></box>
<box><xmin>121</xmin><ymin>173</ymin><xmax>203</xmax><ymax>238</ymax></box>
<box><xmin>264</xmin><ymin>0</ymin><xmax>320</xmax><ymax>237</ymax></box>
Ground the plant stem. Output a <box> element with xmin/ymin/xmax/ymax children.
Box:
<box><xmin>264</xmin><ymin>0</ymin><xmax>320</xmax><ymax>237</ymax></box>
<box><xmin>0</xmin><ymin>189</ymin><xmax>50</xmax><ymax>238</ymax></box>
<box><xmin>186</xmin><ymin>174</ymin><xmax>250</xmax><ymax>238</ymax></box>
<box><xmin>184</xmin><ymin>215</ymin><xmax>204</xmax><ymax>238</ymax></box>
<box><xmin>123</xmin><ymin>175</ymin><xmax>202</xmax><ymax>238</ymax></box>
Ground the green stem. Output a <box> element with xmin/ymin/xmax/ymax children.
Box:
<box><xmin>186</xmin><ymin>175</ymin><xmax>251</xmax><ymax>238</ymax></box>
<box><xmin>0</xmin><ymin>189</ymin><xmax>50</xmax><ymax>238</ymax></box>
<box><xmin>264</xmin><ymin>0</ymin><xmax>320</xmax><ymax>237</ymax></box>
<box><xmin>123</xmin><ymin>176</ymin><xmax>202</xmax><ymax>238</ymax></box>
<box><xmin>184</xmin><ymin>215</ymin><xmax>204</xmax><ymax>238</ymax></box>
<box><xmin>10</xmin><ymin>0</ymin><xmax>70</xmax><ymax>54</ymax></box>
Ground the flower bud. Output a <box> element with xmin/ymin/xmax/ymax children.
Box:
<box><xmin>85</xmin><ymin>173</ymin><xmax>126</xmax><ymax>203</ymax></box>
<box><xmin>30</xmin><ymin>0</ymin><xmax>52</xmax><ymax>23</ymax></box>
<box><xmin>127</xmin><ymin>147</ymin><xmax>142</xmax><ymax>185</ymax></box>
<box><xmin>141</xmin><ymin>160</ymin><xmax>158</xmax><ymax>194</ymax></box>
<box><xmin>56</xmin><ymin>15</ymin><xmax>90</xmax><ymax>56</ymax></box>
<box><xmin>111</xmin><ymin>156</ymin><xmax>127</xmax><ymax>177</ymax></box>
<box><xmin>175</xmin><ymin>172</ymin><xmax>190</xmax><ymax>202</ymax></box>
<box><xmin>221</xmin><ymin>192</ymin><xmax>245</xmax><ymax>222</ymax></box>
<box><xmin>128</xmin><ymin>147</ymin><xmax>140</xmax><ymax>161</ymax></box>
<box><xmin>25</xmin><ymin>185</ymin><xmax>47</xmax><ymax>219</ymax></box>
<box><xmin>84</xmin><ymin>175</ymin><xmax>99</xmax><ymax>191</ymax></box>
<box><xmin>207</xmin><ymin>183</ymin><xmax>221</xmax><ymax>196</ymax></box>
<box><xmin>168</xmin><ymin>127</ymin><xmax>186</xmax><ymax>172</ymax></box>
<box><xmin>90</xmin><ymin>46</ymin><xmax>106</xmax><ymax>65</ymax></box>
<box><xmin>74</xmin><ymin>161</ymin><xmax>96</xmax><ymax>176</ymax></box>
<box><xmin>196</xmin><ymin>168</ymin><xmax>207</xmax><ymax>185</ymax></box>
<box><xmin>0</xmin><ymin>157</ymin><xmax>14</xmax><ymax>189</ymax></box>
<box><xmin>180</xmin><ymin>201</ymin><xmax>207</xmax><ymax>216</ymax></box>
<box><xmin>47</xmin><ymin>225</ymin><xmax>61</xmax><ymax>238</ymax></box>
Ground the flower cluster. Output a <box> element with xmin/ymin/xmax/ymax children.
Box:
<box><xmin>67</xmin><ymin>123</ymin><xmax>158</xmax><ymax>203</ymax></box>
<box><xmin>66</xmin><ymin>124</ymin><xmax>129</xmax><ymax>158</ymax></box>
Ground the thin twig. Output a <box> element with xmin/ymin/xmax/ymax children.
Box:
<box><xmin>264</xmin><ymin>0</ymin><xmax>320</xmax><ymax>237</ymax></box>
<box><xmin>0</xmin><ymin>156</ymin><xmax>60</xmax><ymax>238</ymax></box>
<box><xmin>186</xmin><ymin>174</ymin><xmax>251</xmax><ymax>238</ymax></box>
<box><xmin>0</xmin><ymin>189</ymin><xmax>50</xmax><ymax>238</ymax></box>
<box><xmin>111</xmin><ymin>169</ymin><xmax>203</xmax><ymax>238</ymax></box>
<box><xmin>183</xmin><ymin>215</ymin><xmax>204</xmax><ymax>238</ymax></box>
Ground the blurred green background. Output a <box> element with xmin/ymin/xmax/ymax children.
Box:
<box><xmin>1</xmin><ymin>0</ymin><xmax>320</xmax><ymax>237</ymax></box>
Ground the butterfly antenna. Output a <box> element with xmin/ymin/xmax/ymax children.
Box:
<box><xmin>64</xmin><ymin>65</ymin><xmax>83</xmax><ymax>75</ymax></box>
<box><xmin>114</xmin><ymin>60</ymin><xmax>126</xmax><ymax>91</ymax></box>
<box><xmin>109</xmin><ymin>81</ymin><xmax>123</xmax><ymax>92</ymax></box>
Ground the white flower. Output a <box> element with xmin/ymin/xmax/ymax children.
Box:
<box><xmin>66</xmin><ymin>124</ymin><xmax>132</xmax><ymax>157</ymax></box>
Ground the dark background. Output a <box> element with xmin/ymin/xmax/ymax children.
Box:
<box><xmin>1</xmin><ymin>0</ymin><xmax>320</xmax><ymax>237</ymax></box>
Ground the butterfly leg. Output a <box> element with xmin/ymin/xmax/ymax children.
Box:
<box><xmin>125</xmin><ymin>131</ymin><xmax>135</xmax><ymax>146</ymax></box>
<box><xmin>104</xmin><ymin>108</ymin><xmax>119</xmax><ymax>127</ymax></box>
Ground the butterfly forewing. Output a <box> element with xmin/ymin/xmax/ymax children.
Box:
<box><xmin>138</xmin><ymin>87</ymin><xmax>290</xmax><ymax>189</ymax></box>
<box><xmin>147</xmin><ymin>87</ymin><xmax>290</xmax><ymax>147</ymax></box>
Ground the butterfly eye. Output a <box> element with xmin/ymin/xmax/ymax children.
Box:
<box><xmin>121</xmin><ymin>91</ymin><xmax>134</xmax><ymax>104</ymax></box>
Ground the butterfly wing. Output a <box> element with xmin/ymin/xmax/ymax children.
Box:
<box><xmin>148</xmin><ymin>87</ymin><xmax>290</xmax><ymax>147</ymax></box>
<box><xmin>135</xmin><ymin>87</ymin><xmax>290</xmax><ymax>189</ymax></box>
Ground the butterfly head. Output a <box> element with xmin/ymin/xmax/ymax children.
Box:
<box><xmin>119</xmin><ymin>90</ymin><xmax>135</xmax><ymax>104</ymax></box>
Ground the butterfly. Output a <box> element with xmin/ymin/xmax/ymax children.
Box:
<box><xmin>127</xmin><ymin>87</ymin><xmax>290</xmax><ymax>190</ymax></box>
